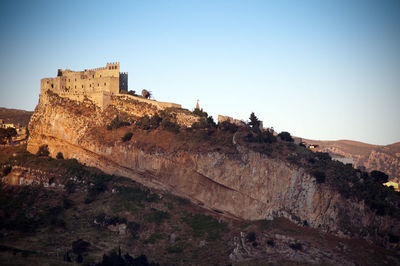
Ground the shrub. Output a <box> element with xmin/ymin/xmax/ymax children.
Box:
<box><xmin>37</xmin><ymin>145</ymin><xmax>50</xmax><ymax>156</ymax></box>
<box><xmin>262</xmin><ymin>130</ymin><xmax>277</xmax><ymax>143</ymax></box>
<box><xmin>127</xmin><ymin>90</ymin><xmax>137</xmax><ymax>96</ymax></box>
<box><xmin>278</xmin><ymin>131</ymin><xmax>294</xmax><ymax>142</ymax></box>
<box><xmin>218</xmin><ymin>120</ymin><xmax>238</xmax><ymax>133</ymax></box>
<box><xmin>146</xmin><ymin>232</ymin><xmax>163</xmax><ymax>244</ymax></box>
<box><xmin>116</xmin><ymin>186</ymin><xmax>157</xmax><ymax>204</ymax></box>
<box><xmin>166</xmin><ymin>245</ymin><xmax>183</xmax><ymax>254</ymax></box>
<box><xmin>76</xmin><ymin>254</ymin><xmax>83</xmax><ymax>263</ymax></box>
<box><xmin>96</xmin><ymin>250</ymin><xmax>157</xmax><ymax>266</ymax></box>
<box><xmin>247</xmin><ymin>232</ymin><xmax>256</xmax><ymax>242</ymax></box>
<box><xmin>313</xmin><ymin>171</ymin><xmax>326</xmax><ymax>183</ymax></box>
<box><xmin>136</xmin><ymin>115</ymin><xmax>151</xmax><ymax>130</ymax></box>
<box><xmin>315</xmin><ymin>152</ymin><xmax>331</xmax><ymax>161</ymax></box>
<box><xmin>150</xmin><ymin>114</ymin><xmax>162</xmax><ymax>129</ymax></box>
<box><xmin>192</xmin><ymin>108</ymin><xmax>208</xmax><ymax>117</ymax></box>
<box><xmin>72</xmin><ymin>239</ymin><xmax>90</xmax><ymax>255</ymax></box>
<box><xmin>2</xmin><ymin>165</ymin><xmax>12</xmax><ymax>176</ymax></box>
<box><xmin>289</xmin><ymin>242</ymin><xmax>302</xmax><ymax>250</ymax></box>
<box><xmin>107</xmin><ymin>116</ymin><xmax>129</xmax><ymax>130</ymax></box>
<box><xmin>95</xmin><ymin>213</ymin><xmax>127</xmax><ymax>226</ymax></box>
<box><xmin>56</xmin><ymin>152</ymin><xmax>64</xmax><ymax>160</ymax></box>
<box><xmin>389</xmin><ymin>233</ymin><xmax>399</xmax><ymax>243</ymax></box>
<box><xmin>127</xmin><ymin>221</ymin><xmax>140</xmax><ymax>237</ymax></box>
<box><xmin>146</xmin><ymin>209</ymin><xmax>170</xmax><ymax>224</ymax></box>
<box><xmin>65</xmin><ymin>180</ymin><xmax>76</xmax><ymax>193</ymax></box>
<box><xmin>62</xmin><ymin>197</ymin><xmax>73</xmax><ymax>209</ymax></box>
<box><xmin>121</xmin><ymin>132</ymin><xmax>133</xmax><ymax>142</ymax></box>
<box><xmin>370</xmin><ymin>170</ymin><xmax>389</xmax><ymax>184</ymax></box>
<box><xmin>267</xmin><ymin>239</ymin><xmax>275</xmax><ymax>246</ymax></box>
<box><xmin>161</xmin><ymin>118</ymin><xmax>180</xmax><ymax>133</ymax></box>
<box><xmin>183</xmin><ymin>214</ymin><xmax>226</xmax><ymax>241</ymax></box>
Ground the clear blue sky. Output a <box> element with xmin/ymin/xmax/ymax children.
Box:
<box><xmin>0</xmin><ymin>0</ymin><xmax>399</xmax><ymax>145</ymax></box>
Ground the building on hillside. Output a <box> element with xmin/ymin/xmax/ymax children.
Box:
<box><xmin>217</xmin><ymin>115</ymin><xmax>246</xmax><ymax>127</ymax></box>
<box><xmin>41</xmin><ymin>62</ymin><xmax>128</xmax><ymax>109</ymax></box>
<box><xmin>0</xmin><ymin>120</ymin><xmax>15</xmax><ymax>129</ymax></box>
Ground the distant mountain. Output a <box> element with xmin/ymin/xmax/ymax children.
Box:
<box><xmin>302</xmin><ymin>139</ymin><xmax>400</xmax><ymax>182</ymax></box>
<box><xmin>0</xmin><ymin>107</ymin><xmax>33</xmax><ymax>127</ymax></box>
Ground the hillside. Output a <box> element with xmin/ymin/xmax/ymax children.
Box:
<box><xmin>0</xmin><ymin>88</ymin><xmax>398</xmax><ymax>264</ymax></box>
<box><xmin>0</xmin><ymin>107</ymin><xmax>33</xmax><ymax>127</ymax></box>
<box><xmin>302</xmin><ymin>139</ymin><xmax>400</xmax><ymax>182</ymax></box>
<box><xmin>0</xmin><ymin>145</ymin><xmax>399</xmax><ymax>265</ymax></box>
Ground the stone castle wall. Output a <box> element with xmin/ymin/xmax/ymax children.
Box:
<box><xmin>41</xmin><ymin>62</ymin><xmax>122</xmax><ymax>95</ymax></box>
<box><xmin>40</xmin><ymin>62</ymin><xmax>182</xmax><ymax>111</ymax></box>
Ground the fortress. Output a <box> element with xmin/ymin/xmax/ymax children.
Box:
<box><xmin>41</xmin><ymin>62</ymin><xmax>128</xmax><ymax>109</ymax></box>
<box><xmin>41</xmin><ymin>62</ymin><xmax>181</xmax><ymax>110</ymax></box>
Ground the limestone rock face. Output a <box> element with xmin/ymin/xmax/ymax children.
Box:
<box><xmin>27</xmin><ymin>91</ymin><xmax>399</xmax><ymax>247</ymax></box>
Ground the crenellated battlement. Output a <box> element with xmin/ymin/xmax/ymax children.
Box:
<box><xmin>41</xmin><ymin>63</ymin><xmax>128</xmax><ymax>109</ymax></box>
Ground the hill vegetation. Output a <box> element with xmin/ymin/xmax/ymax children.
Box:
<box><xmin>102</xmin><ymin>110</ymin><xmax>400</xmax><ymax>220</ymax></box>
<box><xmin>0</xmin><ymin>144</ymin><xmax>399</xmax><ymax>265</ymax></box>
<box><xmin>0</xmin><ymin>107</ymin><xmax>33</xmax><ymax>127</ymax></box>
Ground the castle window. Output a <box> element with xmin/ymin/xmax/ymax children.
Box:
<box><xmin>98</xmin><ymin>83</ymin><xmax>99</xmax><ymax>86</ymax></box>
<box><xmin>51</xmin><ymin>84</ymin><xmax>54</xmax><ymax>88</ymax></box>
<box><xmin>68</xmin><ymin>79</ymin><xmax>70</xmax><ymax>82</ymax></box>
<box><xmin>82</xmin><ymin>85</ymin><xmax>83</xmax><ymax>88</ymax></box>
<box><xmin>75</xmin><ymin>86</ymin><xmax>76</xmax><ymax>89</ymax></box>
<box><xmin>89</xmin><ymin>84</ymin><xmax>91</xmax><ymax>87</ymax></box>
<box><xmin>92</xmin><ymin>75</ymin><xmax>94</xmax><ymax>78</ymax></box>
<box><xmin>104</xmin><ymin>82</ymin><xmax>106</xmax><ymax>85</ymax></box>
<box><xmin>75</xmin><ymin>78</ymin><xmax>77</xmax><ymax>81</ymax></box>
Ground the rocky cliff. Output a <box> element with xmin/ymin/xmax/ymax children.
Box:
<box><xmin>27</xmin><ymin>91</ymin><xmax>399</xmax><ymax>247</ymax></box>
<box><xmin>303</xmin><ymin>139</ymin><xmax>400</xmax><ymax>183</ymax></box>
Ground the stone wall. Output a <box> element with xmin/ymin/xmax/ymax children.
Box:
<box><xmin>40</xmin><ymin>62</ymin><xmax>125</xmax><ymax>109</ymax></box>
<box><xmin>116</xmin><ymin>94</ymin><xmax>181</xmax><ymax>110</ymax></box>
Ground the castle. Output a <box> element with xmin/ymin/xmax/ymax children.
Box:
<box><xmin>41</xmin><ymin>62</ymin><xmax>128</xmax><ymax>109</ymax></box>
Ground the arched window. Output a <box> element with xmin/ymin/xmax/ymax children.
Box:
<box><xmin>104</xmin><ymin>82</ymin><xmax>106</xmax><ymax>86</ymax></box>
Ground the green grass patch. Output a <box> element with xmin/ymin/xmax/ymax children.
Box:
<box><xmin>146</xmin><ymin>208</ymin><xmax>170</xmax><ymax>224</ymax></box>
<box><xmin>166</xmin><ymin>244</ymin><xmax>183</xmax><ymax>254</ymax></box>
<box><xmin>183</xmin><ymin>214</ymin><xmax>226</xmax><ymax>241</ymax></box>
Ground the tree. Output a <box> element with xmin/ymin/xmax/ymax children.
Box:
<box><xmin>37</xmin><ymin>145</ymin><xmax>50</xmax><ymax>156</ymax></box>
<box><xmin>0</xmin><ymin>127</ymin><xmax>17</xmax><ymax>144</ymax></box>
<box><xmin>121</xmin><ymin>132</ymin><xmax>133</xmax><ymax>142</ymax></box>
<box><xmin>127</xmin><ymin>90</ymin><xmax>136</xmax><ymax>96</ymax></box>
<box><xmin>56</xmin><ymin>152</ymin><xmax>64</xmax><ymax>159</ymax></box>
<box><xmin>72</xmin><ymin>239</ymin><xmax>91</xmax><ymax>255</ymax></box>
<box><xmin>370</xmin><ymin>170</ymin><xmax>389</xmax><ymax>184</ymax></box>
<box><xmin>248</xmin><ymin>112</ymin><xmax>260</xmax><ymax>129</ymax></box>
<box><xmin>313</xmin><ymin>171</ymin><xmax>326</xmax><ymax>183</ymax></box>
<box><xmin>142</xmin><ymin>89</ymin><xmax>152</xmax><ymax>99</ymax></box>
<box><xmin>278</xmin><ymin>131</ymin><xmax>294</xmax><ymax>142</ymax></box>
